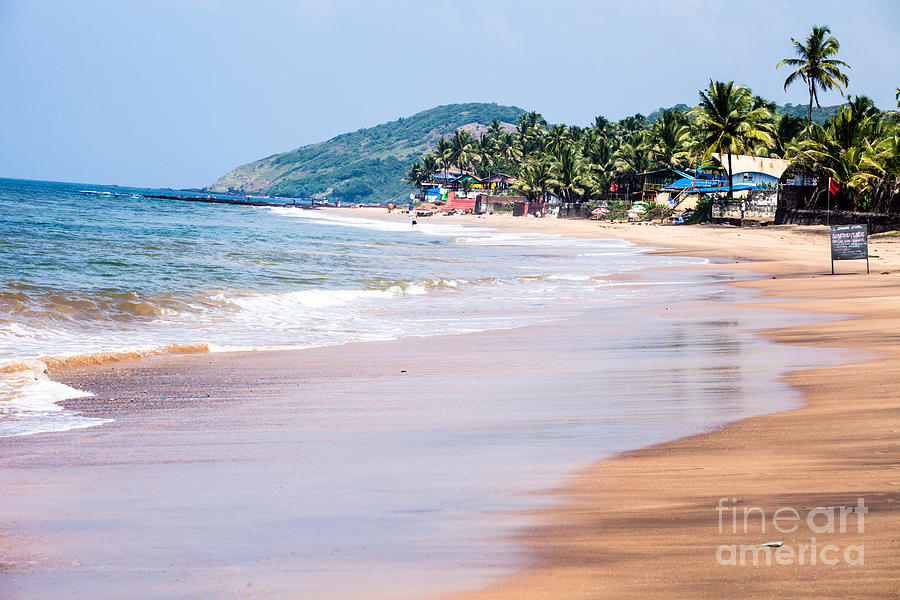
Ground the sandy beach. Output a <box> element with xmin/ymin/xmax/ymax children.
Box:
<box><xmin>428</xmin><ymin>215</ymin><xmax>900</xmax><ymax>599</ymax></box>
<box><xmin>3</xmin><ymin>211</ymin><xmax>899</xmax><ymax>598</ymax></box>
<box><xmin>348</xmin><ymin>210</ymin><xmax>900</xmax><ymax>598</ymax></box>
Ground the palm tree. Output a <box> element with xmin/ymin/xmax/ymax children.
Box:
<box><xmin>486</xmin><ymin>119</ymin><xmax>505</xmax><ymax>139</ymax></box>
<box><xmin>517</xmin><ymin>111</ymin><xmax>545</xmax><ymax>136</ymax></box>
<box><xmin>648</xmin><ymin>108</ymin><xmax>689</xmax><ymax>168</ymax></box>
<box><xmin>514</xmin><ymin>160</ymin><xmax>554</xmax><ymax>203</ymax></box>
<box><xmin>420</xmin><ymin>154</ymin><xmax>438</xmax><ymax>179</ymax></box>
<box><xmin>771</xmin><ymin>114</ymin><xmax>806</xmax><ymax>157</ymax></box>
<box><xmin>518</xmin><ymin>123</ymin><xmax>546</xmax><ymax>161</ymax></box>
<box><xmin>847</xmin><ymin>95</ymin><xmax>880</xmax><ymax>122</ymax></box>
<box><xmin>690</xmin><ymin>81</ymin><xmax>775</xmax><ymax>215</ymax></box>
<box><xmin>551</xmin><ymin>143</ymin><xmax>592</xmax><ymax>203</ymax></box>
<box><xmin>435</xmin><ymin>138</ymin><xmax>453</xmax><ymax>173</ymax></box>
<box><xmin>446</xmin><ymin>130</ymin><xmax>475</xmax><ymax>172</ymax></box>
<box><xmin>581</xmin><ymin>131</ymin><xmax>616</xmax><ymax>191</ymax></box>
<box><xmin>863</xmin><ymin>133</ymin><xmax>900</xmax><ymax>213</ymax></box>
<box><xmin>497</xmin><ymin>132</ymin><xmax>523</xmax><ymax>174</ymax></box>
<box><xmin>777</xmin><ymin>26</ymin><xmax>850</xmax><ymax>130</ymax></box>
<box><xmin>474</xmin><ymin>134</ymin><xmax>497</xmax><ymax>178</ymax></box>
<box><xmin>403</xmin><ymin>162</ymin><xmax>425</xmax><ymax>196</ymax></box>
<box><xmin>619</xmin><ymin>114</ymin><xmax>648</xmax><ymax>133</ymax></box>
<box><xmin>791</xmin><ymin>104</ymin><xmax>885</xmax><ymax>210</ymax></box>
<box><xmin>546</xmin><ymin>124</ymin><xmax>572</xmax><ymax>158</ymax></box>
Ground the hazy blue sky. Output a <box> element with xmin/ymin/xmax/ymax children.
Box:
<box><xmin>2</xmin><ymin>0</ymin><xmax>898</xmax><ymax>188</ymax></box>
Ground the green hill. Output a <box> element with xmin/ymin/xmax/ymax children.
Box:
<box><xmin>207</xmin><ymin>103</ymin><xmax>526</xmax><ymax>203</ymax></box>
<box><xmin>777</xmin><ymin>102</ymin><xmax>842</xmax><ymax>123</ymax></box>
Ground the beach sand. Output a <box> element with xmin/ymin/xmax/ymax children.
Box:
<box><xmin>3</xmin><ymin>211</ymin><xmax>899</xmax><ymax>598</ymax></box>
<box><xmin>353</xmin><ymin>210</ymin><xmax>900</xmax><ymax>599</ymax></box>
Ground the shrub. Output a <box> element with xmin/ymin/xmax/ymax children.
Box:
<box><xmin>688</xmin><ymin>195</ymin><xmax>713</xmax><ymax>224</ymax></box>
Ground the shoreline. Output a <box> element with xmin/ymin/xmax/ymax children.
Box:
<box><xmin>3</xmin><ymin>264</ymin><xmax>810</xmax><ymax>600</ymax></box>
<box><xmin>330</xmin><ymin>209</ymin><xmax>900</xmax><ymax>597</ymax></box>
<box><xmin>3</xmin><ymin>211</ymin><xmax>899</xmax><ymax>598</ymax></box>
<box><xmin>426</xmin><ymin>215</ymin><xmax>900</xmax><ymax>599</ymax></box>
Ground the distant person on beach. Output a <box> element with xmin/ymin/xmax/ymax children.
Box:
<box><xmin>411</xmin><ymin>219</ymin><xmax>417</xmax><ymax>228</ymax></box>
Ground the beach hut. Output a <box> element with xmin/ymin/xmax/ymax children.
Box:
<box><xmin>638</xmin><ymin>168</ymin><xmax>692</xmax><ymax>203</ymax></box>
<box><xmin>712</xmin><ymin>154</ymin><xmax>790</xmax><ymax>189</ymax></box>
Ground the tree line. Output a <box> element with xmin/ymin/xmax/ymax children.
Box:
<box><xmin>405</xmin><ymin>26</ymin><xmax>899</xmax><ymax>214</ymax></box>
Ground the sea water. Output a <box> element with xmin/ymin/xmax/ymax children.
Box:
<box><xmin>1</xmin><ymin>178</ymin><xmax>699</xmax><ymax>437</ymax></box>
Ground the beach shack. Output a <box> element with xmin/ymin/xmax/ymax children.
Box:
<box><xmin>659</xmin><ymin>155</ymin><xmax>792</xmax><ymax>219</ymax></box>
<box><xmin>422</xmin><ymin>171</ymin><xmax>481</xmax><ymax>204</ymax></box>
<box><xmin>638</xmin><ymin>167</ymin><xmax>692</xmax><ymax>204</ymax></box>
<box><xmin>480</xmin><ymin>173</ymin><xmax>517</xmax><ymax>192</ymax></box>
<box><xmin>712</xmin><ymin>154</ymin><xmax>790</xmax><ymax>190</ymax></box>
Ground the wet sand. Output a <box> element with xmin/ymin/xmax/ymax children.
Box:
<box><xmin>3</xmin><ymin>213</ymin><xmax>900</xmax><ymax>598</ymax></box>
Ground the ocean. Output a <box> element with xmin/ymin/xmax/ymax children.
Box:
<box><xmin>1</xmin><ymin>177</ymin><xmax>704</xmax><ymax>438</ymax></box>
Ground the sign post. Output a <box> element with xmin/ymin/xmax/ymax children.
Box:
<box><xmin>830</xmin><ymin>224</ymin><xmax>869</xmax><ymax>275</ymax></box>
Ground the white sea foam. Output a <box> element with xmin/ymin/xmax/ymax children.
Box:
<box><xmin>268</xmin><ymin>207</ymin><xmax>636</xmax><ymax>249</ymax></box>
<box><xmin>0</xmin><ymin>360</ymin><xmax>109</xmax><ymax>437</ymax></box>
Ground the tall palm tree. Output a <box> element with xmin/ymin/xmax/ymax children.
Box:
<box><xmin>517</xmin><ymin>111</ymin><xmax>545</xmax><ymax>136</ymax></box>
<box><xmin>648</xmin><ymin>108</ymin><xmax>689</xmax><ymax>168</ymax></box>
<box><xmin>403</xmin><ymin>162</ymin><xmax>425</xmax><ymax>195</ymax></box>
<box><xmin>474</xmin><ymin>134</ymin><xmax>496</xmax><ymax>178</ymax></box>
<box><xmin>777</xmin><ymin>26</ymin><xmax>850</xmax><ymax>130</ymax></box>
<box><xmin>593</xmin><ymin>115</ymin><xmax>609</xmax><ymax>136</ymax></box>
<box><xmin>514</xmin><ymin>160</ymin><xmax>554</xmax><ymax>203</ymax></box>
<box><xmin>771</xmin><ymin>114</ymin><xmax>805</xmax><ymax>157</ymax></box>
<box><xmin>420</xmin><ymin>154</ymin><xmax>438</xmax><ymax>179</ymax></box>
<box><xmin>435</xmin><ymin>138</ymin><xmax>453</xmax><ymax>173</ymax></box>
<box><xmin>518</xmin><ymin>123</ymin><xmax>546</xmax><ymax>161</ymax></box>
<box><xmin>497</xmin><ymin>132</ymin><xmax>523</xmax><ymax>174</ymax></box>
<box><xmin>546</xmin><ymin>124</ymin><xmax>572</xmax><ymax>158</ymax></box>
<box><xmin>581</xmin><ymin>131</ymin><xmax>616</xmax><ymax>191</ymax></box>
<box><xmin>690</xmin><ymin>81</ymin><xmax>775</xmax><ymax>215</ymax></box>
<box><xmin>791</xmin><ymin>105</ymin><xmax>884</xmax><ymax>210</ymax></box>
<box><xmin>619</xmin><ymin>113</ymin><xmax>649</xmax><ymax>132</ymax></box>
<box><xmin>486</xmin><ymin>119</ymin><xmax>505</xmax><ymax>139</ymax></box>
<box><xmin>551</xmin><ymin>143</ymin><xmax>592</xmax><ymax>203</ymax></box>
<box><xmin>447</xmin><ymin>130</ymin><xmax>475</xmax><ymax>172</ymax></box>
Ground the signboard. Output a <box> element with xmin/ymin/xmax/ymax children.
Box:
<box><xmin>830</xmin><ymin>224</ymin><xmax>869</xmax><ymax>274</ymax></box>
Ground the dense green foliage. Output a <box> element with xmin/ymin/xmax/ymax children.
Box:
<box><xmin>790</xmin><ymin>96</ymin><xmax>900</xmax><ymax>212</ymax></box>
<box><xmin>405</xmin><ymin>26</ymin><xmax>897</xmax><ymax>214</ymax></box>
<box><xmin>406</xmin><ymin>95</ymin><xmax>778</xmax><ymax>206</ymax></box>
<box><xmin>208</xmin><ymin>103</ymin><xmax>526</xmax><ymax>203</ymax></box>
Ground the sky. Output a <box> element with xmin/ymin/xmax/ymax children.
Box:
<box><xmin>2</xmin><ymin>0</ymin><xmax>898</xmax><ymax>189</ymax></box>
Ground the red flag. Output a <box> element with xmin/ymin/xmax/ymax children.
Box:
<box><xmin>611</xmin><ymin>182</ymin><xmax>619</xmax><ymax>192</ymax></box>
<box><xmin>828</xmin><ymin>177</ymin><xmax>840</xmax><ymax>195</ymax></box>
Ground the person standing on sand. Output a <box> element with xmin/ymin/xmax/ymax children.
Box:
<box><xmin>411</xmin><ymin>219</ymin><xmax>417</xmax><ymax>229</ymax></box>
